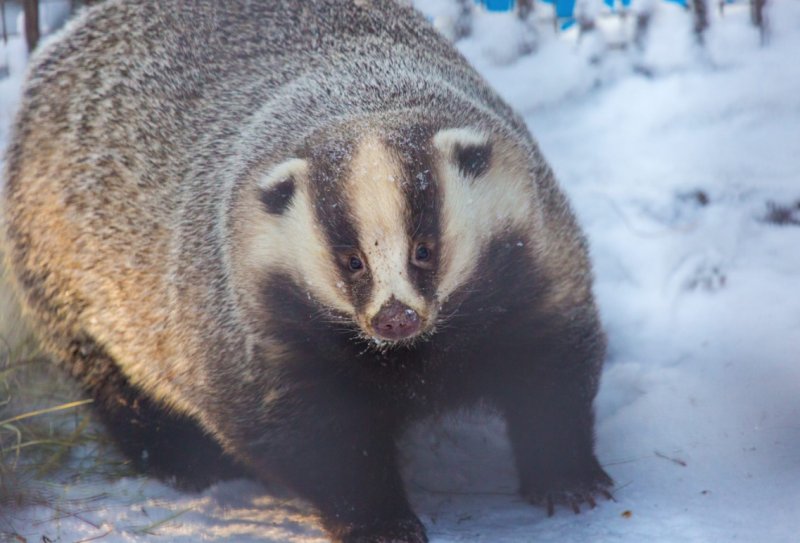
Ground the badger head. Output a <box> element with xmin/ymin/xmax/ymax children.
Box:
<box><xmin>235</xmin><ymin>121</ymin><xmax>537</xmax><ymax>350</ymax></box>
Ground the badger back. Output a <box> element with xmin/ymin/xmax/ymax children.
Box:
<box><xmin>2</xmin><ymin>0</ymin><xmax>591</xmax><ymax>414</ymax></box>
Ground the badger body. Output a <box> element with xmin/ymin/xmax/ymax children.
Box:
<box><xmin>2</xmin><ymin>1</ymin><xmax>612</xmax><ymax>541</ymax></box>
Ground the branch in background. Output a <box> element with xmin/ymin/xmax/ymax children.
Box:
<box><xmin>691</xmin><ymin>0</ymin><xmax>709</xmax><ymax>43</ymax></box>
<box><xmin>453</xmin><ymin>0</ymin><xmax>473</xmax><ymax>40</ymax></box>
<box><xmin>1</xmin><ymin>0</ymin><xmax>8</xmax><ymax>46</ymax></box>
<box><xmin>23</xmin><ymin>0</ymin><xmax>39</xmax><ymax>52</ymax></box>
<box><xmin>517</xmin><ymin>0</ymin><xmax>534</xmax><ymax>20</ymax></box>
<box><xmin>751</xmin><ymin>0</ymin><xmax>768</xmax><ymax>44</ymax></box>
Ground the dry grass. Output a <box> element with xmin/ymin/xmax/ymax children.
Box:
<box><xmin>0</xmin><ymin>248</ymin><xmax>124</xmax><ymax>519</ymax></box>
<box><xmin>0</xmin><ymin>331</ymin><xmax>131</xmax><ymax>535</ymax></box>
<box><xmin>0</xmin><ymin>252</ymin><xmax>123</xmax><ymax>543</ymax></box>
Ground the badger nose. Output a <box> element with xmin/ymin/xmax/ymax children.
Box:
<box><xmin>371</xmin><ymin>300</ymin><xmax>421</xmax><ymax>341</ymax></box>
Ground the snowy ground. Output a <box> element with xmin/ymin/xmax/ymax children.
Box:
<box><xmin>3</xmin><ymin>1</ymin><xmax>800</xmax><ymax>541</ymax></box>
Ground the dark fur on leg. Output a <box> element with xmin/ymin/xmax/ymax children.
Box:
<box><xmin>210</xmin><ymin>371</ymin><xmax>427</xmax><ymax>543</ymax></box>
<box><xmin>486</xmin><ymin>313</ymin><xmax>613</xmax><ymax>515</ymax></box>
<box><xmin>502</xmin><ymin>378</ymin><xmax>613</xmax><ymax>516</ymax></box>
<box><xmin>64</xmin><ymin>333</ymin><xmax>247</xmax><ymax>490</ymax></box>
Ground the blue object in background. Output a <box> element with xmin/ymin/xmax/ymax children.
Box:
<box><xmin>476</xmin><ymin>0</ymin><xmax>575</xmax><ymax>27</ymax></box>
<box><xmin>475</xmin><ymin>0</ymin><xmax>516</xmax><ymax>12</ymax></box>
<box><xmin>603</xmin><ymin>0</ymin><xmax>633</xmax><ymax>8</ymax></box>
<box><xmin>555</xmin><ymin>0</ymin><xmax>577</xmax><ymax>18</ymax></box>
<box><xmin>539</xmin><ymin>0</ymin><xmax>578</xmax><ymax>29</ymax></box>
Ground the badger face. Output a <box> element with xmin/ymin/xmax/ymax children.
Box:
<box><xmin>241</xmin><ymin>124</ymin><xmax>536</xmax><ymax>348</ymax></box>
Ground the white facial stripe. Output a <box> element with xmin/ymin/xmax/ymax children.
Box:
<box><xmin>434</xmin><ymin>129</ymin><xmax>536</xmax><ymax>302</ymax></box>
<box><xmin>240</xmin><ymin>158</ymin><xmax>353</xmax><ymax>315</ymax></box>
<box><xmin>280</xmin><ymin>185</ymin><xmax>355</xmax><ymax>313</ymax></box>
<box><xmin>433</xmin><ymin>127</ymin><xmax>490</xmax><ymax>150</ymax></box>
<box><xmin>256</xmin><ymin>158</ymin><xmax>308</xmax><ymax>190</ymax></box>
<box><xmin>347</xmin><ymin>138</ymin><xmax>425</xmax><ymax>316</ymax></box>
<box><xmin>436</xmin><ymin>160</ymin><xmax>481</xmax><ymax>301</ymax></box>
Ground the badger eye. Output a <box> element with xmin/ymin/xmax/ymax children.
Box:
<box><xmin>348</xmin><ymin>256</ymin><xmax>364</xmax><ymax>272</ymax></box>
<box><xmin>412</xmin><ymin>243</ymin><xmax>435</xmax><ymax>269</ymax></box>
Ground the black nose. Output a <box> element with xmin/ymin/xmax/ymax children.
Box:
<box><xmin>370</xmin><ymin>300</ymin><xmax>421</xmax><ymax>341</ymax></box>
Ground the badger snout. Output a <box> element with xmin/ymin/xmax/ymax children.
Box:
<box><xmin>371</xmin><ymin>300</ymin><xmax>421</xmax><ymax>341</ymax></box>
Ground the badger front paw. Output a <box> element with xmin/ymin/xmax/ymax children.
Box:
<box><xmin>522</xmin><ymin>460</ymin><xmax>614</xmax><ymax>517</ymax></box>
<box><xmin>335</xmin><ymin>516</ymin><xmax>428</xmax><ymax>543</ymax></box>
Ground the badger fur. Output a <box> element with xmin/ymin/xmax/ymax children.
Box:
<box><xmin>0</xmin><ymin>246</ymin><xmax>28</xmax><ymax>355</ymax></box>
<box><xmin>2</xmin><ymin>1</ymin><xmax>612</xmax><ymax>541</ymax></box>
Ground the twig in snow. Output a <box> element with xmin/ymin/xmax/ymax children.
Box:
<box><xmin>602</xmin><ymin>454</ymin><xmax>652</xmax><ymax>467</ymax></box>
<box><xmin>73</xmin><ymin>529</ymin><xmax>113</xmax><ymax>543</ymax></box>
<box><xmin>654</xmin><ymin>450</ymin><xmax>687</xmax><ymax>467</ymax></box>
<box><xmin>38</xmin><ymin>503</ymin><xmax>101</xmax><ymax>530</ymax></box>
<box><xmin>129</xmin><ymin>508</ymin><xmax>193</xmax><ymax>535</ymax></box>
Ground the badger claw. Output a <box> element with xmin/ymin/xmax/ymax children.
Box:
<box><xmin>523</xmin><ymin>467</ymin><xmax>614</xmax><ymax>517</ymax></box>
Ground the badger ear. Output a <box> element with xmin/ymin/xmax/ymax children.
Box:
<box><xmin>433</xmin><ymin>128</ymin><xmax>492</xmax><ymax>180</ymax></box>
<box><xmin>257</xmin><ymin>158</ymin><xmax>307</xmax><ymax>215</ymax></box>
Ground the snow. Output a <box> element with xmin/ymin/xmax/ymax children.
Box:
<box><xmin>4</xmin><ymin>0</ymin><xmax>800</xmax><ymax>541</ymax></box>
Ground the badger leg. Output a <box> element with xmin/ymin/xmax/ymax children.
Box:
<box><xmin>500</xmin><ymin>376</ymin><xmax>613</xmax><ymax>515</ymax></box>
<box><xmin>487</xmin><ymin>321</ymin><xmax>613</xmax><ymax>515</ymax></box>
<box><xmin>227</xmin><ymin>390</ymin><xmax>427</xmax><ymax>543</ymax></box>
<box><xmin>62</xmin><ymin>334</ymin><xmax>246</xmax><ymax>490</ymax></box>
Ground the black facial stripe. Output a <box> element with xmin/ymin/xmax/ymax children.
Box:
<box><xmin>307</xmin><ymin>140</ymin><xmax>373</xmax><ymax>312</ymax></box>
<box><xmin>438</xmin><ymin>232</ymin><xmax>543</xmax><ymax>341</ymax></box>
<box><xmin>259</xmin><ymin>178</ymin><xmax>296</xmax><ymax>215</ymax></box>
<box><xmin>455</xmin><ymin>143</ymin><xmax>492</xmax><ymax>179</ymax></box>
<box><xmin>260</xmin><ymin>272</ymin><xmax>354</xmax><ymax>358</ymax></box>
<box><xmin>386</xmin><ymin>124</ymin><xmax>441</xmax><ymax>300</ymax></box>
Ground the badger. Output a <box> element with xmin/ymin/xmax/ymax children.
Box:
<box><xmin>2</xmin><ymin>1</ymin><xmax>613</xmax><ymax>541</ymax></box>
